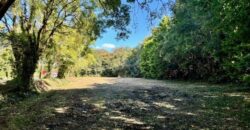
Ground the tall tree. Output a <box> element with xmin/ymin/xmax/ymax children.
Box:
<box><xmin>0</xmin><ymin>0</ymin><xmax>131</xmax><ymax>91</ymax></box>
<box><xmin>0</xmin><ymin>0</ymin><xmax>171</xmax><ymax>91</ymax></box>
<box><xmin>140</xmin><ymin>17</ymin><xmax>170</xmax><ymax>79</ymax></box>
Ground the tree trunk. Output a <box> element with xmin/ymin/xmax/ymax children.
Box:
<box><xmin>23</xmin><ymin>54</ymin><xmax>37</xmax><ymax>90</ymax></box>
<box><xmin>57</xmin><ymin>64</ymin><xmax>67</xmax><ymax>79</ymax></box>
<box><xmin>0</xmin><ymin>0</ymin><xmax>15</xmax><ymax>20</ymax></box>
<box><xmin>18</xmin><ymin>49</ymin><xmax>38</xmax><ymax>91</ymax></box>
<box><xmin>39</xmin><ymin>61</ymin><xmax>43</xmax><ymax>79</ymax></box>
<box><xmin>11</xmin><ymin>41</ymin><xmax>39</xmax><ymax>92</ymax></box>
<box><xmin>45</xmin><ymin>60</ymin><xmax>53</xmax><ymax>78</ymax></box>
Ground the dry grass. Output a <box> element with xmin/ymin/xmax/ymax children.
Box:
<box><xmin>0</xmin><ymin>77</ymin><xmax>249</xmax><ymax>129</ymax></box>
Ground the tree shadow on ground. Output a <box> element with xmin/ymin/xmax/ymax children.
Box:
<box><xmin>1</xmin><ymin>81</ymin><xmax>250</xmax><ymax>130</ymax></box>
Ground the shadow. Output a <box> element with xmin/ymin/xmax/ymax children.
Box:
<box><xmin>1</xmin><ymin>80</ymin><xmax>250</xmax><ymax>129</ymax></box>
<box><xmin>0</xmin><ymin>80</ymin><xmax>18</xmax><ymax>93</ymax></box>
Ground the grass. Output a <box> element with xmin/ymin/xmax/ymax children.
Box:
<box><xmin>0</xmin><ymin>77</ymin><xmax>249</xmax><ymax>129</ymax></box>
<box><xmin>42</xmin><ymin>78</ymin><xmax>69</xmax><ymax>88</ymax></box>
<box><xmin>5</xmin><ymin>92</ymin><xmax>66</xmax><ymax>129</ymax></box>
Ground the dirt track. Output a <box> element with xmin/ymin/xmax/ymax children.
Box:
<box><xmin>51</xmin><ymin>77</ymin><xmax>168</xmax><ymax>90</ymax></box>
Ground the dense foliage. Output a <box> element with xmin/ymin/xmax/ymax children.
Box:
<box><xmin>0</xmin><ymin>0</ymin><xmax>249</xmax><ymax>93</ymax></box>
<box><xmin>139</xmin><ymin>17</ymin><xmax>169</xmax><ymax>79</ymax></box>
<box><xmin>0</xmin><ymin>46</ymin><xmax>13</xmax><ymax>79</ymax></box>
<box><xmin>78</xmin><ymin>48</ymin><xmax>134</xmax><ymax>77</ymax></box>
<box><xmin>0</xmin><ymin>0</ymin><xmax>169</xmax><ymax>91</ymax></box>
<box><xmin>138</xmin><ymin>0</ymin><xmax>250</xmax><ymax>85</ymax></box>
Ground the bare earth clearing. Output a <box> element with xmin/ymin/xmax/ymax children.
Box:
<box><xmin>0</xmin><ymin>77</ymin><xmax>250</xmax><ymax>129</ymax></box>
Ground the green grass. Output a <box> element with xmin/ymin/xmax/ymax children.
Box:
<box><xmin>3</xmin><ymin>91</ymin><xmax>67</xmax><ymax>129</ymax></box>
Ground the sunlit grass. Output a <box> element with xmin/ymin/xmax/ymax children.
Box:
<box><xmin>0</xmin><ymin>78</ymin><xmax>249</xmax><ymax>129</ymax></box>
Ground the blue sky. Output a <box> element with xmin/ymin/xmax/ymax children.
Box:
<box><xmin>93</xmin><ymin>1</ymin><xmax>170</xmax><ymax>51</ymax></box>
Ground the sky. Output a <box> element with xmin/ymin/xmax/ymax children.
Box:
<box><xmin>93</xmin><ymin>1</ymin><xmax>170</xmax><ymax>51</ymax></box>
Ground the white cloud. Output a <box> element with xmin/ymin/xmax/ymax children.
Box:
<box><xmin>102</xmin><ymin>43</ymin><xmax>116</xmax><ymax>49</ymax></box>
<box><xmin>95</xmin><ymin>46</ymin><xmax>101</xmax><ymax>49</ymax></box>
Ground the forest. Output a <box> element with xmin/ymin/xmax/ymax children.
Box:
<box><xmin>86</xmin><ymin>0</ymin><xmax>250</xmax><ymax>85</ymax></box>
<box><xmin>0</xmin><ymin>0</ymin><xmax>250</xmax><ymax>129</ymax></box>
<box><xmin>1</xmin><ymin>0</ymin><xmax>250</xmax><ymax>87</ymax></box>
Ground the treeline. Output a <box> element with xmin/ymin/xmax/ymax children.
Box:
<box><xmin>0</xmin><ymin>0</ymin><xmax>249</xmax><ymax>92</ymax></box>
<box><xmin>137</xmin><ymin>0</ymin><xmax>250</xmax><ymax>84</ymax></box>
<box><xmin>82</xmin><ymin>0</ymin><xmax>250</xmax><ymax>85</ymax></box>
<box><xmin>0</xmin><ymin>0</ymin><xmax>171</xmax><ymax>92</ymax></box>
<box><xmin>0</xmin><ymin>0</ymin><xmax>167</xmax><ymax>92</ymax></box>
<box><xmin>78</xmin><ymin>48</ymin><xmax>141</xmax><ymax>78</ymax></box>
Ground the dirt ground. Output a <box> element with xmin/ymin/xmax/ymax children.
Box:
<box><xmin>1</xmin><ymin>77</ymin><xmax>250</xmax><ymax>129</ymax></box>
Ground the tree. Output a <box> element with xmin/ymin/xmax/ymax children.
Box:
<box><xmin>207</xmin><ymin>0</ymin><xmax>250</xmax><ymax>82</ymax></box>
<box><xmin>140</xmin><ymin>17</ymin><xmax>170</xmax><ymax>79</ymax></box>
<box><xmin>137</xmin><ymin>0</ymin><xmax>250</xmax><ymax>84</ymax></box>
<box><xmin>123</xmin><ymin>47</ymin><xmax>141</xmax><ymax>77</ymax></box>
<box><xmin>159</xmin><ymin>0</ymin><xmax>219</xmax><ymax>80</ymax></box>
<box><xmin>75</xmin><ymin>47</ymin><xmax>134</xmax><ymax>77</ymax></box>
<box><xmin>52</xmin><ymin>28</ymin><xmax>94</xmax><ymax>78</ymax></box>
<box><xmin>0</xmin><ymin>0</ymin><xmax>175</xmax><ymax>91</ymax></box>
<box><xmin>0</xmin><ymin>46</ymin><xmax>13</xmax><ymax>79</ymax></box>
<box><xmin>0</xmin><ymin>0</ymin><xmax>132</xmax><ymax>91</ymax></box>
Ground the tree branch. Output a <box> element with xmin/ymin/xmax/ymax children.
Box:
<box><xmin>0</xmin><ymin>0</ymin><xmax>15</xmax><ymax>20</ymax></box>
